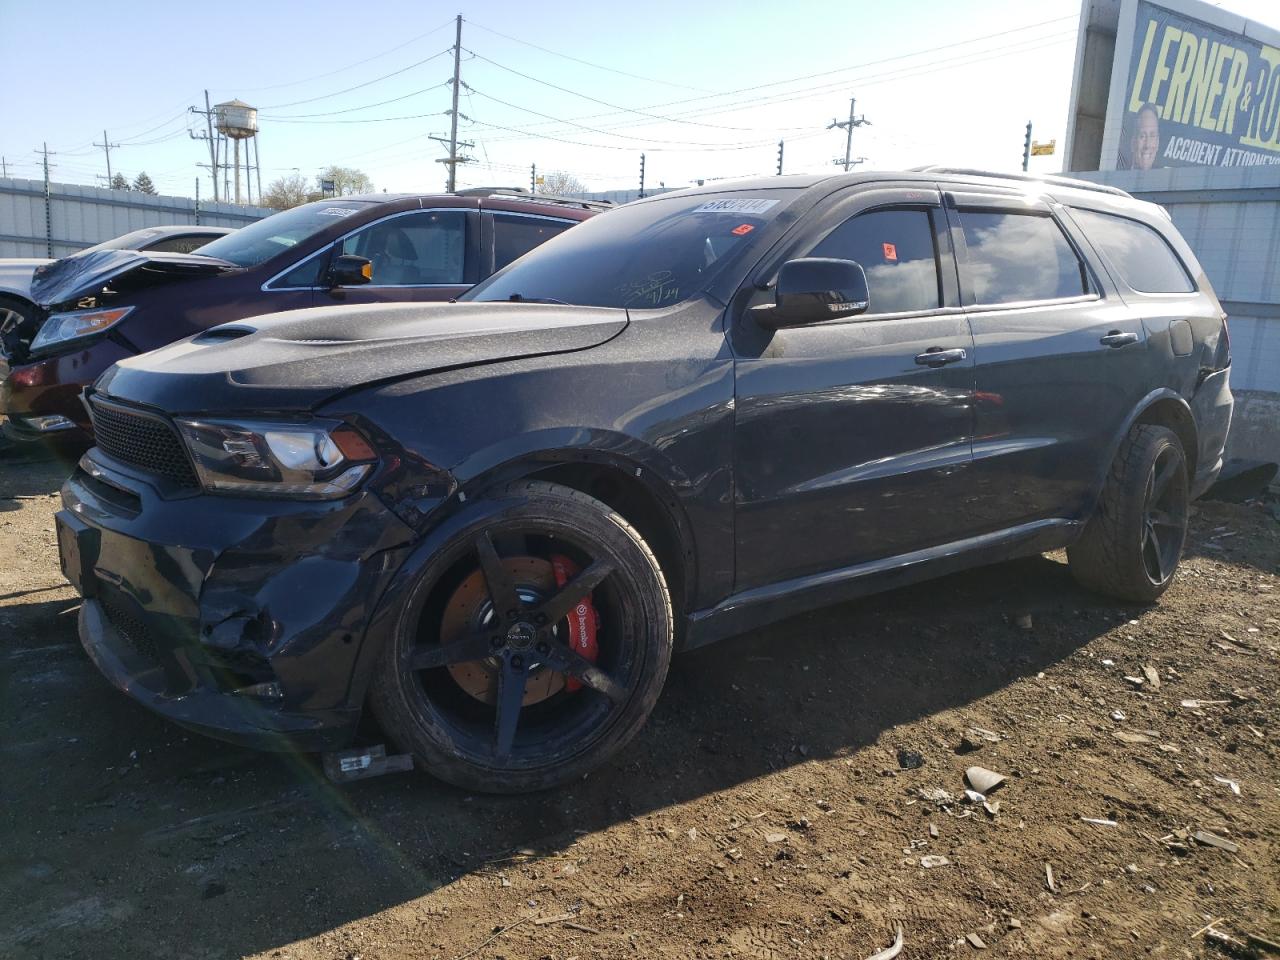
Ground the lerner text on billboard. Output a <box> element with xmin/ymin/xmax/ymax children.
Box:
<box><xmin>1119</xmin><ymin>0</ymin><xmax>1280</xmax><ymax>170</ymax></box>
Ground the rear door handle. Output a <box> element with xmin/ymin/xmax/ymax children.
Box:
<box><xmin>1100</xmin><ymin>331</ymin><xmax>1138</xmax><ymax>347</ymax></box>
<box><xmin>915</xmin><ymin>347</ymin><xmax>968</xmax><ymax>367</ymax></box>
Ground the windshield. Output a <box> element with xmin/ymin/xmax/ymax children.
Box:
<box><xmin>195</xmin><ymin>199</ymin><xmax>376</xmax><ymax>267</ymax></box>
<box><xmin>464</xmin><ymin>189</ymin><xmax>803</xmax><ymax>309</ymax></box>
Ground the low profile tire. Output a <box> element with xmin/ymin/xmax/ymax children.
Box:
<box><xmin>1067</xmin><ymin>424</ymin><xmax>1190</xmax><ymax>603</ymax></box>
<box><xmin>369</xmin><ymin>480</ymin><xmax>673</xmax><ymax>793</ymax></box>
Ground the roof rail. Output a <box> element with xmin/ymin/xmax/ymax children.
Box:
<box><xmin>452</xmin><ymin>186</ymin><xmax>530</xmax><ymax>197</ymax></box>
<box><xmin>452</xmin><ymin>185</ymin><xmax>614</xmax><ymax>211</ymax></box>
<box><xmin>909</xmin><ymin>166</ymin><xmax>1131</xmax><ymax>198</ymax></box>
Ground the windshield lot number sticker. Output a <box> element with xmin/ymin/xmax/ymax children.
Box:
<box><xmin>883</xmin><ymin>242</ymin><xmax>898</xmax><ymax>262</ymax></box>
<box><xmin>692</xmin><ymin>198</ymin><xmax>779</xmax><ymax>215</ymax></box>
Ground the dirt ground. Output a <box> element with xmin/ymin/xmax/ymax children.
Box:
<box><xmin>1</xmin><ymin>453</ymin><xmax>1277</xmax><ymax>960</ymax></box>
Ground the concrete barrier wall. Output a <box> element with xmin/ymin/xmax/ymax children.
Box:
<box><xmin>0</xmin><ymin>177</ymin><xmax>272</xmax><ymax>259</ymax></box>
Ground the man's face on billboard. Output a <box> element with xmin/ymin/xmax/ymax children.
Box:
<box><xmin>1131</xmin><ymin>110</ymin><xmax>1159</xmax><ymax>170</ymax></box>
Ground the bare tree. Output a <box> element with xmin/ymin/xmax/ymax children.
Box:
<box><xmin>317</xmin><ymin>166</ymin><xmax>374</xmax><ymax>196</ymax></box>
<box><xmin>262</xmin><ymin>172</ymin><xmax>316</xmax><ymax>210</ymax></box>
<box><xmin>537</xmin><ymin>170</ymin><xmax>586</xmax><ymax>197</ymax></box>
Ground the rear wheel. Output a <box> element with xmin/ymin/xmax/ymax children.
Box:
<box><xmin>370</xmin><ymin>481</ymin><xmax>673</xmax><ymax>793</ymax></box>
<box><xmin>1067</xmin><ymin>424</ymin><xmax>1189</xmax><ymax>602</ymax></box>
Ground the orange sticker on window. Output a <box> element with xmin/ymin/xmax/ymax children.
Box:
<box><xmin>882</xmin><ymin>242</ymin><xmax>898</xmax><ymax>262</ymax></box>
<box><xmin>731</xmin><ymin>223</ymin><xmax>755</xmax><ymax>236</ymax></box>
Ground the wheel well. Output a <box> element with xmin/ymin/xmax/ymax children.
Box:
<box><xmin>510</xmin><ymin>461</ymin><xmax>692</xmax><ymax>619</ymax></box>
<box><xmin>1135</xmin><ymin>398</ymin><xmax>1198</xmax><ymax>477</ymax></box>
<box><xmin>0</xmin><ymin>293</ymin><xmax>34</xmax><ymax>311</ymax></box>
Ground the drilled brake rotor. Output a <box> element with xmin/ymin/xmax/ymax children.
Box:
<box><xmin>441</xmin><ymin>556</ymin><xmax>567</xmax><ymax>706</ymax></box>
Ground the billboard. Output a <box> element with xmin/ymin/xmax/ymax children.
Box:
<box><xmin>1119</xmin><ymin>1</ymin><xmax>1280</xmax><ymax>169</ymax></box>
<box><xmin>1063</xmin><ymin>0</ymin><xmax>1280</xmax><ymax>173</ymax></box>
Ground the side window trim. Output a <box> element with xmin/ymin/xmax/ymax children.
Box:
<box><xmin>945</xmin><ymin>197</ymin><xmax>1101</xmax><ymax>309</ymax></box>
<box><xmin>261</xmin><ymin>243</ymin><xmax>333</xmax><ymax>292</ymax></box>
<box><xmin>261</xmin><ymin>207</ymin><xmax>473</xmax><ymax>292</ymax></box>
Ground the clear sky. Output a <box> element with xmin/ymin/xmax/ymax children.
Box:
<box><xmin>1</xmin><ymin>0</ymin><xmax>1276</xmax><ymax>200</ymax></box>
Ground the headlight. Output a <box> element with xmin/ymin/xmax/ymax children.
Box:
<box><xmin>175</xmin><ymin>417</ymin><xmax>377</xmax><ymax>500</ymax></box>
<box><xmin>30</xmin><ymin>306</ymin><xmax>134</xmax><ymax>352</ymax></box>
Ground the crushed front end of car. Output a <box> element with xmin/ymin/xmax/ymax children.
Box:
<box><xmin>58</xmin><ymin>391</ymin><xmax>418</xmax><ymax>749</ymax></box>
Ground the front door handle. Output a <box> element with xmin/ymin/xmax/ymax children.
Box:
<box><xmin>915</xmin><ymin>347</ymin><xmax>968</xmax><ymax>367</ymax></box>
<box><xmin>1100</xmin><ymin>330</ymin><xmax>1139</xmax><ymax>347</ymax></box>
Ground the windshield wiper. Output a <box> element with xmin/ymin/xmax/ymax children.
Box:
<box><xmin>505</xmin><ymin>293</ymin><xmax>568</xmax><ymax>305</ymax></box>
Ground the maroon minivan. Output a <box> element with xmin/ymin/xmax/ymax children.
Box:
<box><xmin>0</xmin><ymin>190</ymin><xmax>602</xmax><ymax>447</ymax></box>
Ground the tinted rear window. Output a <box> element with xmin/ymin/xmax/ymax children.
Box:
<box><xmin>959</xmin><ymin>210</ymin><xmax>1088</xmax><ymax>305</ymax></box>
<box><xmin>493</xmin><ymin>214</ymin><xmax>574</xmax><ymax>272</ymax></box>
<box><xmin>1072</xmin><ymin>208</ymin><xmax>1194</xmax><ymax>294</ymax></box>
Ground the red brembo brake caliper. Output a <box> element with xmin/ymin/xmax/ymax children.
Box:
<box><xmin>549</xmin><ymin>554</ymin><xmax>599</xmax><ymax>691</ymax></box>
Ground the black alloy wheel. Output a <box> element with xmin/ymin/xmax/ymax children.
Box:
<box><xmin>370</xmin><ymin>481</ymin><xmax>673</xmax><ymax>793</ymax></box>
<box><xmin>1068</xmin><ymin>424</ymin><xmax>1189</xmax><ymax>602</ymax></box>
<box><xmin>1140</xmin><ymin>443</ymin><xmax>1189</xmax><ymax>586</ymax></box>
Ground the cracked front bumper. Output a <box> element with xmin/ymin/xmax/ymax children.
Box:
<box><xmin>59</xmin><ymin>450</ymin><xmax>416</xmax><ymax>751</ymax></box>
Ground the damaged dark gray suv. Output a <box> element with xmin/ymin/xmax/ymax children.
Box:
<box><xmin>57</xmin><ymin>169</ymin><xmax>1233</xmax><ymax>792</ymax></box>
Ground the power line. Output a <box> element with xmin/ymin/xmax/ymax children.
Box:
<box><xmin>263</xmin><ymin>83</ymin><xmax>449</xmax><ymax>120</ymax></box>
<box><xmin>462</xmin><ymin>115</ymin><xmax>827</xmax><ymax>153</ymax></box>
<box><xmin>462</xmin><ymin>83</ymin><xmax>808</xmax><ymax>147</ymax></box>
<box><xmin>267</xmin><ymin>110</ymin><xmax>450</xmax><ymax>125</ymax></box>
<box><xmin>474</xmin><ymin>30</ymin><xmax>1074</xmax><ymax>145</ymax></box>
<box><xmin>467</xmin><ymin>16</ymin><xmax>1075</xmax><ymax>140</ymax></box>
<box><xmin>463</xmin><ymin>18</ymin><xmax>711</xmax><ymax>93</ymax></box>
<box><xmin>465</xmin><ymin>49</ymin><xmax>803</xmax><ymax>132</ymax></box>
<box><xmin>258</xmin><ymin>48</ymin><xmax>452</xmax><ymax>110</ymax></box>
<box><xmin>237</xmin><ymin>16</ymin><xmax>456</xmax><ymax>94</ymax></box>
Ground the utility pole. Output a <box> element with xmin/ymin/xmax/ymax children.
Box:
<box><xmin>39</xmin><ymin>143</ymin><xmax>55</xmax><ymax>258</ymax></box>
<box><xmin>446</xmin><ymin>13</ymin><xmax>463</xmax><ymax>192</ymax></box>
<box><xmin>0</xmin><ymin>156</ymin><xmax>7</xmax><ymax>178</ymax></box>
<box><xmin>776</xmin><ymin>140</ymin><xmax>785</xmax><ymax>176</ymax></box>
<box><xmin>94</xmin><ymin>129</ymin><xmax>119</xmax><ymax>185</ymax></box>
<box><xmin>828</xmin><ymin>97</ymin><xmax>871</xmax><ymax>172</ymax></box>
<box><xmin>1022</xmin><ymin>121</ymin><xmax>1033</xmax><ymax>172</ymax></box>
<box><xmin>430</xmin><ymin>133</ymin><xmax>474</xmax><ymax>189</ymax></box>
<box><xmin>189</xmin><ymin>91</ymin><xmax>220</xmax><ymax>202</ymax></box>
<box><xmin>194</xmin><ymin>178</ymin><xmax>200</xmax><ymax>224</ymax></box>
<box><xmin>639</xmin><ymin>153</ymin><xmax>646</xmax><ymax>199</ymax></box>
<box><xmin>531</xmin><ymin>163</ymin><xmax>536</xmax><ymax>194</ymax></box>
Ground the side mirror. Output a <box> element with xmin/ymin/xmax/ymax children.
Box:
<box><xmin>328</xmin><ymin>254</ymin><xmax>373</xmax><ymax>287</ymax></box>
<box><xmin>755</xmin><ymin>257</ymin><xmax>869</xmax><ymax>328</ymax></box>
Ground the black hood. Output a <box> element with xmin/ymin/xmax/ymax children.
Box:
<box><xmin>30</xmin><ymin>249</ymin><xmax>239</xmax><ymax>308</ymax></box>
<box><xmin>97</xmin><ymin>301</ymin><xmax>628</xmax><ymax>414</ymax></box>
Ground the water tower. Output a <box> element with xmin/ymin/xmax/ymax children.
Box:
<box><xmin>214</xmin><ymin>99</ymin><xmax>261</xmax><ymax>205</ymax></box>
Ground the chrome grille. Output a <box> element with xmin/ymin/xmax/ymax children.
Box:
<box><xmin>89</xmin><ymin>397</ymin><xmax>199</xmax><ymax>489</ymax></box>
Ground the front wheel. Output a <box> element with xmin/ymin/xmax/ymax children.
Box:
<box><xmin>369</xmin><ymin>480</ymin><xmax>673</xmax><ymax>793</ymax></box>
<box><xmin>1067</xmin><ymin>424</ymin><xmax>1189</xmax><ymax>603</ymax></box>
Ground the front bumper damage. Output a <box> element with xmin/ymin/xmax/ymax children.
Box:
<box><xmin>59</xmin><ymin>449</ymin><xmax>416</xmax><ymax>751</ymax></box>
